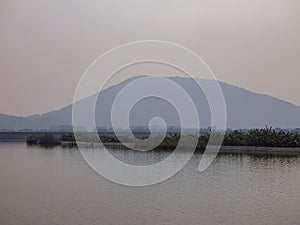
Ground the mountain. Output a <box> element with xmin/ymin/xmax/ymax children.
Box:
<box><xmin>1</xmin><ymin>76</ymin><xmax>300</xmax><ymax>130</ymax></box>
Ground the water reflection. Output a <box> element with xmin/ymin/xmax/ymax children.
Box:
<box><xmin>0</xmin><ymin>143</ymin><xmax>299</xmax><ymax>225</ymax></box>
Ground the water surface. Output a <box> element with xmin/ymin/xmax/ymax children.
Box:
<box><xmin>0</xmin><ymin>143</ymin><xmax>299</xmax><ymax>225</ymax></box>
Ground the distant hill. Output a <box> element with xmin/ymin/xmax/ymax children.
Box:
<box><xmin>1</xmin><ymin>76</ymin><xmax>300</xmax><ymax>130</ymax></box>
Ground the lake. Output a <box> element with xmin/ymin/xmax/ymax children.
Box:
<box><xmin>0</xmin><ymin>142</ymin><xmax>300</xmax><ymax>225</ymax></box>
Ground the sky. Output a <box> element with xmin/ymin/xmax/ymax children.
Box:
<box><xmin>0</xmin><ymin>0</ymin><xmax>299</xmax><ymax>116</ymax></box>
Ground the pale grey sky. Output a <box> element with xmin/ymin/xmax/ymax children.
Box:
<box><xmin>0</xmin><ymin>0</ymin><xmax>299</xmax><ymax>116</ymax></box>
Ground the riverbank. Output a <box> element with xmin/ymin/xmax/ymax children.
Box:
<box><xmin>60</xmin><ymin>141</ymin><xmax>300</xmax><ymax>155</ymax></box>
<box><xmin>21</xmin><ymin>128</ymin><xmax>300</xmax><ymax>154</ymax></box>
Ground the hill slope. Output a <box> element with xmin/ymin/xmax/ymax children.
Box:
<box><xmin>1</xmin><ymin>77</ymin><xmax>300</xmax><ymax>130</ymax></box>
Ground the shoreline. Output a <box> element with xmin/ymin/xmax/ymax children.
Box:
<box><xmin>1</xmin><ymin>140</ymin><xmax>299</xmax><ymax>155</ymax></box>
<box><xmin>219</xmin><ymin>145</ymin><xmax>300</xmax><ymax>155</ymax></box>
<box><xmin>61</xmin><ymin>141</ymin><xmax>300</xmax><ymax>155</ymax></box>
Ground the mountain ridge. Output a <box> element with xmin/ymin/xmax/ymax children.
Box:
<box><xmin>1</xmin><ymin>76</ymin><xmax>299</xmax><ymax>130</ymax></box>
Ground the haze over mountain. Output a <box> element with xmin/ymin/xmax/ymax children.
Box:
<box><xmin>1</xmin><ymin>76</ymin><xmax>300</xmax><ymax>130</ymax></box>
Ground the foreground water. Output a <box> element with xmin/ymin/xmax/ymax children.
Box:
<box><xmin>0</xmin><ymin>143</ymin><xmax>300</xmax><ymax>225</ymax></box>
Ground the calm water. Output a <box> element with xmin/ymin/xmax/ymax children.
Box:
<box><xmin>0</xmin><ymin>143</ymin><xmax>300</xmax><ymax>225</ymax></box>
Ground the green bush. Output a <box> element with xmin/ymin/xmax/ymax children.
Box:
<box><xmin>61</xmin><ymin>133</ymin><xmax>75</xmax><ymax>142</ymax></box>
<box><xmin>38</xmin><ymin>133</ymin><xmax>60</xmax><ymax>147</ymax></box>
<box><xmin>26</xmin><ymin>135</ymin><xmax>40</xmax><ymax>145</ymax></box>
<box><xmin>27</xmin><ymin>133</ymin><xmax>60</xmax><ymax>147</ymax></box>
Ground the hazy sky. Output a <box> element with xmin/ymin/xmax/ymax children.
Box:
<box><xmin>0</xmin><ymin>0</ymin><xmax>299</xmax><ymax>116</ymax></box>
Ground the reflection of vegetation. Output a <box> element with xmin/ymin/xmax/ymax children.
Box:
<box><xmin>27</xmin><ymin>127</ymin><xmax>300</xmax><ymax>149</ymax></box>
<box><xmin>27</xmin><ymin>133</ymin><xmax>60</xmax><ymax>147</ymax></box>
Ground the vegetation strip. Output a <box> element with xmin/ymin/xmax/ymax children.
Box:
<box><xmin>26</xmin><ymin>128</ymin><xmax>300</xmax><ymax>150</ymax></box>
